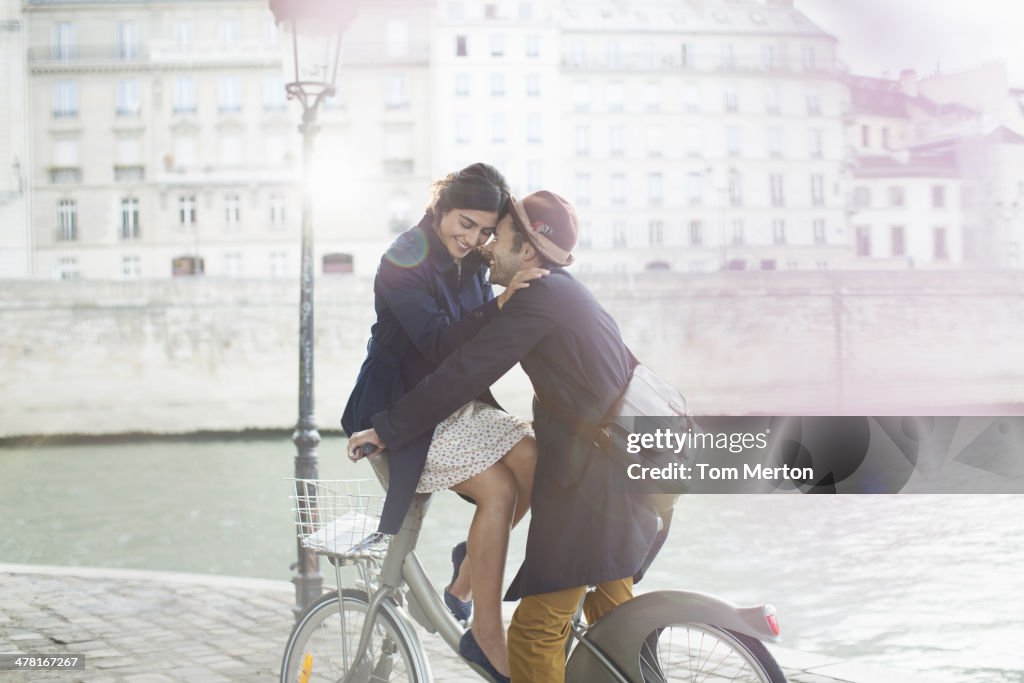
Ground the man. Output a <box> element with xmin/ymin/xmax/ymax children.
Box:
<box><xmin>348</xmin><ymin>191</ymin><xmax>660</xmax><ymax>683</ymax></box>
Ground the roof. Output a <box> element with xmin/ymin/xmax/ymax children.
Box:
<box><xmin>560</xmin><ymin>0</ymin><xmax>836</xmax><ymax>38</ymax></box>
<box><xmin>847</xmin><ymin>73</ymin><xmax>977</xmax><ymax>119</ymax></box>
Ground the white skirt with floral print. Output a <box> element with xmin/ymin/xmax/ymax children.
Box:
<box><xmin>417</xmin><ymin>400</ymin><xmax>534</xmax><ymax>493</ymax></box>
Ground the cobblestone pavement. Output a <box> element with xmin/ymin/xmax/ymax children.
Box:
<box><xmin>0</xmin><ymin>564</ymin><xmax>941</xmax><ymax>683</ymax></box>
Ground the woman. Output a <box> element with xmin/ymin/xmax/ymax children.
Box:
<box><xmin>342</xmin><ymin>163</ymin><xmax>544</xmax><ymax>682</ymax></box>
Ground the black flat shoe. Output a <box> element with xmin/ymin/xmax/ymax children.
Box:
<box><xmin>444</xmin><ymin>541</ymin><xmax>472</xmax><ymax>622</ymax></box>
<box><xmin>459</xmin><ymin>629</ymin><xmax>510</xmax><ymax>683</ymax></box>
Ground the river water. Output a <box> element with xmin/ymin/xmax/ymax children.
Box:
<box><xmin>1</xmin><ymin>439</ymin><xmax>1022</xmax><ymax>682</ymax></box>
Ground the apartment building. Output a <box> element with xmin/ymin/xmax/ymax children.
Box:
<box><xmin>0</xmin><ymin>0</ymin><xmax>30</xmax><ymax>278</ymax></box>
<box><xmin>556</xmin><ymin>0</ymin><xmax>851</xmax><ymax>273</ymax></box>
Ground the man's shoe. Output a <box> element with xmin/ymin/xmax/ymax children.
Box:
<box><xmin>444</xmin><ymin>541</ymin><xmax>472</xmax><ymax>622</ymax></box>
<box><xmin>458</xmin><ymin>629</ymin><xmax>510</xmax><ymax>683</ymax></box>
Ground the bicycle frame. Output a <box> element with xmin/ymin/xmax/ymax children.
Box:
<box><xmin>330</xmin><ymin>454</ymin><xmax>782</xmax><ymax>683</ymax></box>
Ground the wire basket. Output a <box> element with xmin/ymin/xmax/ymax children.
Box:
<box><xmin>289</xmin><ymin>479</ymin><xmax>388</xmax><ymax>558</ymax></box>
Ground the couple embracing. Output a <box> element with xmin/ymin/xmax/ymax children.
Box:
<box><xmin>342</xmin><ymin>163</ymin><xmax>662</xmax><ymax>683</ymax></box>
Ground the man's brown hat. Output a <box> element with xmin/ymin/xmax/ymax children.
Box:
<box><xmin>507</xmin><ymin>191</ymin><xmax>578</xmax><ymax>267</ymax></box>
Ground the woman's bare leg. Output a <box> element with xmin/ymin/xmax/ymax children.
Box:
<box><xmin>450</xmin><ymin>461</ymin><xmax>518</xmax><ymax>677</ymax></box>
<box><xmin>448</xmin><ymin>436</ymin><xmax>537</xmax><ymax>600</ymax></box>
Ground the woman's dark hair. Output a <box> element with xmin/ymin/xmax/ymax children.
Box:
<box><xmin>427</xmin><ymin>163</ymin><xmax>510</xmax><ymax>222</ymax></box>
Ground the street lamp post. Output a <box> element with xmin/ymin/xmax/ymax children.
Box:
<box><xmin>270</xmin><ymin>0</ymin><xmax>360</xmax><ymax>617</ymax></box>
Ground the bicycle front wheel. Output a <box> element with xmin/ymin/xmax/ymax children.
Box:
<box><xmin>280</xmin><ymin>589</ymin><xmax>428</xmax><ymax>683</ymax></box>
<box><xmin>639</xmin><ymin>624</ymin><xmax>785</xmax><ymax>683</ymax></box>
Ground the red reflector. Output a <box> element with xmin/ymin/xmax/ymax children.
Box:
<box><xmin>765</xmin><ymin>613</ymin><xmax>780</xmax><ymax>636</ymax></box>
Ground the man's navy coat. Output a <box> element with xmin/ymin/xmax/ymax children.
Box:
<box><xmin>341</xmin><ymin>214</ymin><xmax>500</xmax><ymax>534</ymax></box>
<box><xmin>372</xmin><ymin>269</ymin><xmax>661</xmax><ymax>600</ymax></box>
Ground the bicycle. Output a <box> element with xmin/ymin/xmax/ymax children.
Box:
<box><xmin>281</xmin><ymin>458</ymin><xmax>786</xmax><ymax>683</ymax></box>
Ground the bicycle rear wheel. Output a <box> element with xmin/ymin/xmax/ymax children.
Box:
<box><xmin>639</xmin><ymin>624</ymin><xmax>785</xmax><ymax>683</ymax></box>
<box><xmin>280</xmin><ymin>589</ymin><xmax>428</xmax><ymax>683</ymax></box>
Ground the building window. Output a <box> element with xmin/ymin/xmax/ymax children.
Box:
<box><xmin>53</xmin><ymin>22</ymin><xmax>75</xmax><ymax>60</ymax></box>
<box><xmin>689</xmin><ymin>220</ymin><xmax>703</xmax><ymax>246</ymax></box>
<box><xmin>526</xmin><ymin>160</ymin><xmax>543</xmax><ymax>192</ymax></box>
<box><xmin>56</xmin><ymin>257</ymin><xmax>78</xmax><ymax>280</ymax></box>
<box><xmin>720</xmin><ymin>43</ymin><xmax>735</xmax><ymax>69</ymax></box>
<box><xmin>607</xmin><ymin>81</ymin><xmax>624</xmax><ymax>111</ymax></box>
<box><xmin>175</xmin><ymin>20</ymin><xmax>193</xmax><ymax>51</ymax></box>
<box><xmin>682</xmin><ymin>84</ymin><xmax>699</xmax><ymax>113</ymax></box>
<box><xmin>53</xmin><ymin>80</ymin><xmax>78</xmax><ymax>117</ymax></box>
<box><xmin>882</xmin><ymin>127</ymin><xmax>891</xmax><ymax>149</ymax></box>
<box><xmin>802</xmin><ymin>45</ymin><xmax>817</xmax><ymax>71</ymax></box>
<box><xmin>491</xmin><ymin>113</ymin><xmax>507</xmax><ymax>143</ymax></box>
<box><xmin>456</xmin><ymin>35</ymin><xmax>467</xmax><ymax>57</ymax></box>
<box><xmin>218</xmin><ymin>19</ymin><xmax>241</xmax><ymax>49</ymax></box>
<box><xmin>270</xmin><ymin>194</ymin><xmax>286</xmax><ymax>227</ymax></box>
<box><xmin>853</xmin><ymin>186</ymin><xmax>871</xmax><ymax>209</ymax></box>
<box><xmin>813</xmin><ymin>219</ymin><xmax>827</xmax><ymax>245</ymax></box>
<box><xmin>810</xmin><ymin>174</ymin><xmax>825</xmax><ymax>207</ymax></box>
<box><xmin>684</xmin><ymin>126</ymin><xmax>701</xmax><ymax>157</ymax></box>
<box><xmin>765</xmin><ymin>85</ymin><xmax>781</xmax><ymax>114</ymax></box>
<box><xmin>726</xmin><ymin>126</ymin><xmax>740</xmax><ymax>157</ymax></box>
<box><xmin>224</xmin><ymin>194</ymin><xmax>240</xmax><ymax>227</ymax></box>
<box><xmin>932</xmin><ymin>185</ymin><xmax>946</xmax><ymax>208</ymax></box>
<box><xmin>575</xmin><ymin>173</ymin><xmax>591</xmax><ymax>206</ymax></box>
<box><xmin>178</xmin><ymin>195</ymin><xmax>196</xmax><ymax>227</ymax></box>
<box><xmin>729</xmin><ymin>170</ymin><xmax>743</xmax><ymax>207</ymax></box>
<box><xmin>646</xmin><ymin>126</ymin><xmax>663</xmax><ymax>157</ymax></box>
<box><xmin>121</xmin><ymin>255</ymin><xmax>141</xmax><ymax>279</ymax></box>
<box><xmin>731</xmin><ymin>219</ymin><xmax>745</xmax><ymax>245</ymax></box>
<box><xmin>680</xmin><ymin>43</ymin><xmax>691</xmax><ymax>68</ymax></box>
<box><xmin>934</xmin><ymin>227</ymin><xmax>948</xmax><ymax>260</ymax></box>
<box><xmin>607</xmin><ymin>40</ymin><xmax>621</xmax><ymax>68</ymax></box>
<box><xmin>891</xmin><ymin>225</ymin><xmax>905</xmax><ymax>256</ymax></box>
<box><xmin>526</xmin><ymin>35</ymin><xmax>540</xmax><ymax>58</ymax></box>
<box><xmin>855</xmin><ymin>225</ymin><xmax>871</xmax><ymax>257</ymax></box>
<box><xmin>649</xmin><ymin>221</ymin><xmax>664</xmax><ymax>246</ymax></box>
<box><xmin>809</xmin><ymin>129</ymin><xmax>823</xmax><ymax>159</ymax></box>
<box><xmin>767</xmin><ymin>126</ymin><xmax>782</xmax><ymax>159</ymax></box>
<box><xmin>117</xmin><ymin>79</ymin><xmax>141</xmax><ymax>116</ymax></box>
<box><xmin>490</xmin><ymin>34</ymin><xmax>504</xmax><ymax>57</ymax></box>
<box><xmin>861</xmin><ymin>125</ymin><xmax>870</xmax><ymax>148</ymax></box>
<box><xmin>647</xmin><ymin>173</ymin><xmax>663</xmax><ymax>206</ymax></box>
<box><xmin>575</xmin><ymin>125</ymin><xmax>590</xmax><ymax>156</ymax></box>
<box><xmin>490</xmin><ymin>73</ymin><xmax>505</xmax><ymax>97</ymax></box>
<box><xmin>117</xmin><ymin>21</ymin><xmax>139</xmax><ymax>59</ymax></box>
<box><xmin>454</xmin><ymin>115</ymin><xmax>471</xmax><ymax>144</ymax></box>
<box><xmin>644</xmin><ymin>83</ymin><xmax>661</xmax><ymax>112</ymax></box>
<box><xmin>120</xmin><ymin>197</ymin><xmax>140</xmax><ymax>239</ymax></box>
<box><xmin>386</xmin><ymin>74</ymin><xmax>409</xmax><ymax>109</ymax></box>
<box><xmin>762</xmin><ymin>44</ymin><xmax>776</xmax><ymax>70</ymax></box>
<box><xmin>770</xmin><ymin>173</ymin><xmax>785</xmax><ymax>207</ymax></box>
<box><xmin>220</xmin><ymin>136</ymin><xmax>242</xmax><ymax>166</ymax></box>
<box><xmin>609</xmin><ymin>125</ymin><xmax>624</xmax><ymax>156</ymax></box>
<box><xmin>525</xmin><ymin>114</ymin><xmax>541</xmax><ymax>144</ymax></box>
<box><xmin>806</xmin><ymin>90</ymin><xmax>822</xmax><ymax>115</ymax></box>
<box><xmin>218</xmin><ymin>76</ymin><xmax>242</xmax><ymax>113</ymax></box>
<box><xmin>687</xmin><ymin>172</ymin><xmax>702</xmax><ymax>206</ymax></box>
<box><xmin>224</xmin><ymin>252</ymin><xmax>242</xmax><ymax>277</ymax></box>
<box><xmin>263</xmin><ymin>76</ymin><xmax>286</xmax><ymax>111</ymax></box>
<box><xmin>612</xmin><ymin>221</ymin><xmax>627</xmax><ymax>247</ymax></box>
<box><xmin>573</xmin><ymin>82</ymin><xmax>590</xmax><ymax>111</ymax></box>
<box><xmin>455</xmin><ymin>74</ymin><xmax>469</xmax><ymax>97</ymax></box>
<box><xmin>888</xmin><ymin>186</ymin><xmax>905</xmax><ymax>207</ymax></box>
<box><xmin>772</xmin><ymin>219</ymin><xmax>786</xmax><ymax>245</ymax></box>
<box><xmin>269</xmin><ymin>251</ymin><xmax>287</xmax><ymax>278</ymax></box>
<box><xmin>526</xmin><ymin>74</ymin><xmax>540</xmax><ymax>97</ymax></box>
<box><xmin>385</xmin><ymin>20</ymin><xmax>409</xmax><ymax>58</ymax></box>
<box><xmin>57</xmin><ymin>199</ymin><xmax>77</xmax><ymax>241</ymax></box>
<box><xmin>724</xmin><ymin>85</ymin><xmax>738</xmax><ymax>112</ymax></box>
<box><xmin>174</xmin><ymin>77</ymin><xmax>196</xmax><ymax>114</ymax></box>
<box><xmin>610</xmin><ymin>173</ymin><xmax>626</xmax><ymax>206</ymax></box>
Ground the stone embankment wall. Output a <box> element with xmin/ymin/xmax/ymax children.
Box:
<box><xmin>1</xmin><ymin>271</ymin><xmax>1022</xmax><ymax>437</ymax></box>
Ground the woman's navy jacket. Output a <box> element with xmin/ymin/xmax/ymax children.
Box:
<box><xmin>341</xmin><ymin>213</ymin><xmax>501</xmax><ymax>533</ymax></box>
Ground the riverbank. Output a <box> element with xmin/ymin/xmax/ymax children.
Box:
<box><xmin>0</xmin><ymin>563</ymin><xmax>944</xmax><ymax>682</ymax></box>
<box><xmin>3</xmin><ymin>272</ymin><xmax>1023</xmax><ymax>437</ymax></box>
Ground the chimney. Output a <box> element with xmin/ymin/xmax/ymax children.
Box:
<box><xmin>899</xmin><ymin>68</ymin><xmax>919</xmax><ymax>97</ymax></box>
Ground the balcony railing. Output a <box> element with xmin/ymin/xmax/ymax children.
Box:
<box><xmin>114</xmin><ymin>166</ymin><xmax>145</xmax><ymax>182</ymax></box>
<box><xmin>561</xmin><ymin>53</ymin><xmax>839</xmax><ymax>75</ymax></box>
<box><xmin>49</xmin><ymin>167</ymin><xmax>81</xmax><ymax>184</ymax></box>
<box><xmin>29</xmin><ymin>44</ymin><xmax>150</xmax><ymax>64</ymax></box>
